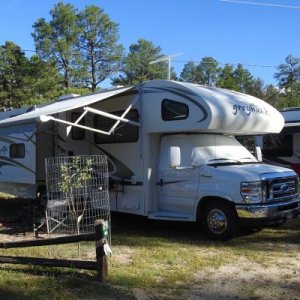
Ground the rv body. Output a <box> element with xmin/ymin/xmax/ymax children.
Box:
<box><xmin>0</xmin><ymin>80</ymin><xmax>299</xmax><ymax>239</ymax></box>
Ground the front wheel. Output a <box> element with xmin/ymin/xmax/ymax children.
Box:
<box><xmin>201</xmin><ymin>200</ymin><xmax>239</xmax><ymax>240</ymax></box>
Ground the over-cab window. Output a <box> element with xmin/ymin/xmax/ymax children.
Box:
<box><xmin>161</xmin><ymin>99</ymin><xmax>189</xmax><ymax>121</ymax></box>
<box><xmin>94</xmin><ymin>109</ymin><xmax>139</xmax><ymax>144</ymax></box>
<box><xmin>10</xmin><ymin>143</ymin><xmax>25</xmax><ymax>158</ymax></box>
<box><xmin>71</xmin><ymin>112</ymin><xmax>85</xmax><ymax>140</ymax></box>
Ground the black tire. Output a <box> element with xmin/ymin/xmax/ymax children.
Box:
<box><xmin>201</xmin><ymin>200</ymin><xmax>238</xmax><ymax>241</ymax></box>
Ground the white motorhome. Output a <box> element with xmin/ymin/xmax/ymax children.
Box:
<box><xmin>256</xmin><ymin>107</ymin><xmax>300</xmax><ymax>175</ymax></box>
<box><xmin>0</xmin><ymin>80</ymin><xmax>299</xmax><ymax>240</ymax></box>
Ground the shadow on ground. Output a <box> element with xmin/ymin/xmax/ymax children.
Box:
<box><xmin>111</xmin><ymin>212</ymin><xmax>300</xmax><ymax>247</ymax></box>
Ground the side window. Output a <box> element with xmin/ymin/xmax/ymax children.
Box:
<box><xmin>71</xmin><ymin>112</ymin><xmax>85</xmax><ymax>140</ymax></box>
<box><xmin>10</xmin><ymin>143</ymin><xmax>25</xmax><ymax>158</ymax></box>
<box><xmin>161</xmin><ymin>99</ymin><xmax>189</xmax><ymax>121</ymax></box>
<box><xmin>263</xmin><ymin>134</ymin><xmax>293</xmax><ymax>157</ymax></box>
<box><xmin>94</xmin><ymin>109</ymin><xmax>139</xmax><ymax>144</ymax></box>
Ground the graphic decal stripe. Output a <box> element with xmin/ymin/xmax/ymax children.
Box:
<box><xmin>92</xmin><ymin>143</ymin><xmax>143</xmax><ymax>186</ymax></box>
<box><xmin>144</xmin><ymin>87</ymin><xmax>208</xmax><ymax>122</ymax></box>
<box><xmin>0</xmin><ymin>156</ymin><xmax>35</xmax><ymax>174</ymax></box>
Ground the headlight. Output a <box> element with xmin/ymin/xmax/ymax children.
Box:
<box><xmin>241</xmin><ymin>181</ymin><xmax>264</xmax><ymax>204</ymax></box>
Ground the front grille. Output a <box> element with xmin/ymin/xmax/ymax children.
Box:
<box><xmin>265</xmin><ymin>176</ymin><xmax>299</xmax><ymax>203</ymax></box>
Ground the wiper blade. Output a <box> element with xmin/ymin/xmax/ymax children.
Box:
<box><xmin>208</xmin><ymin>158</ymin><xmax>242</xmax><ymax>166</ymax></box>
<box><xmin>208</xmin><ymin>158</ymin><xmax>240</xmax><ymax>163</ymax></box>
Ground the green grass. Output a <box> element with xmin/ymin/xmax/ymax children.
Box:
<box><xmin>0</xmin><ymin>202</ymin><xmax>300</xmax><ymax>299</ymax></box>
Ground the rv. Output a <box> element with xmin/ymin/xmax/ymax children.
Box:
<box><xmin>0</xmin><ymin>80</ymin><xmax>299</xmax><ymax>240</ymax></box>
<box><xmin>256</xmin><ymin>107</ymin><xmax>300</xmax><ymax>175</ymax></box>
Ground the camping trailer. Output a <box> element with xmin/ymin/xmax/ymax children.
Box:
<box><xmin>0</xmin><ymin>80</ymin><xmax>299</xmax><ymax>240</ymax></box>
<box><xmin>256</xmin><ymin>107</ymin><xmax>300</xmax><ymax>175</ymax></box>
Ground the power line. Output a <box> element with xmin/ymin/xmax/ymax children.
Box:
<box><xmin>11</xmin><ymin>47</ymin><xmax>292</xmax><ymax>70</ymax></box>
<box><xmin>220</xmin><ymin>0</ymin><xmax>300</xmax><ymax>9</ymax></box>
<box><xmin>173</xmin><ymin>60</ymin><xmax>278</xmax><ymax>68</ymax></box>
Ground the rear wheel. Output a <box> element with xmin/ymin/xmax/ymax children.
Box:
<box><xmin>201</xmin><ymin>200</ymin><xmax>239</xmax><ymax>240</ymax></box>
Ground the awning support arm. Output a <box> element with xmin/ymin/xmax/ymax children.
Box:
<box><xmin>107</xmin><ymin>97</ymin><xmax>139</xmax><ymax>134</ymax></box>
<box><xmin>42</xmin><ymin>115</ymin><xmax>110</xmax><ymax>135</ymax></box>
<box><xmin>83</xmin><ymin>106</ymin><xmax>140</xmax><ymax>128</ymax></box>
<box><xmin>39</xmin><ymin>96</ymin><xmax>140</xmax><ymax>136</ymax></box>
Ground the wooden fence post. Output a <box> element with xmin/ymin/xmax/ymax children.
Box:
<box><xmin>94</xmin><ymin>219</ymin><xmax>108</xmax><ymax>282</ymax></box>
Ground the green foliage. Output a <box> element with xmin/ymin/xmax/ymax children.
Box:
<box><xmin>196</xmin><ymin>57</ymin><xmax>221</xmax><ymax>86</ymax></box>
<box><xmin>180</xmin><ymin>61</ymin><xmax>198</xmax><ymax>83</ymax></box>
<box><xmin>0</xmin><ymin>42</ymin><xmax>62</xmax><ymax>107</ymax></box>
<box><xmin>233</xmin><ymin>63</ymin><xmax>253</xmax><ymax>93</ymax></box>
<box><xmin>217</xmin><ymin>64</ymin><xmax>239</xmax><ymax>90</ymax></box>
<box><xmin>0</xmin><ymin>41</ymin><xmax>28</xmax><ymax>107</ymax></box>
<box><xmin>274</xmin><ymin>55</ymin><xmax>300</xmax><ymax>101</ymax></box>
<box><xmin>32</xmin><ymin>2</ymin><xmax>80</xmax><ymax>89</ymax></box>
<box><xmin>32</xmin><ymin>3</ymin><xmax>123</xmax><ymax>92</ymax></box>
<box><xmin>112</xmin><ymin>39</ymin><xmax>175</xmax><ymax>85</ymax></box>
<box><xmin>180</xmin><ymin>57</ymin><xmax>220</xmax><ymax>86</ymax></box>
<box><xmin>59</xmin><ymin>157</ymin><xmax>92</xmax><ymax>193</ymax></box>
<box><xmin>274</xmin><ymin>55</ymin><xmax>300</xmax><ymax>89</ymax></box>
<box><xmin>77</xmin><ymin>5</ymin><xmax>124</xmax><ymax>92</ymax></box>
<box><xmin>59</xmin><ymin>157</ymin><xmax>93</xmax><ymax>234</ymax></box>
<box><xmin>24</xmin><ymin>56</ymin><xmax>62</xmax><ymax>101</ymax></box>
<box><xmin>1</xmin><ymin>0</ymin><xmax>300</xmax><ymax>109</ymax></box>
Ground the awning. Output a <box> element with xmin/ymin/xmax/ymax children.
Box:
<box><xmin>0</xmin><ymin>86</ymin><xmax>134</xmax><ymax>127</ymax></box>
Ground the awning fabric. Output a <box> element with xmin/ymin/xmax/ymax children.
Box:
<box><xmin>0</xmin><ymin>86</ymin><xmax>133</xmax><ymax>127</ymax></box>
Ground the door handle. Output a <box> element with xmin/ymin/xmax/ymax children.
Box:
<box><xmin>159</xmin><ymin>179</ymin><xmax>164</xmax><ymax>186</ymax></box>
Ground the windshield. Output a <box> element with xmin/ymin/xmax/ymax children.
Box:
<box><xmin>189</xmin><ymin>134</ymin><xmax>257</xmax><ymax>166</ymax></box>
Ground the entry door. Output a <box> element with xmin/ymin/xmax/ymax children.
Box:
<box><xmin>158</xmin><ymin>146</ymin><xmax>199</xmax><ymax>217</ymax></box>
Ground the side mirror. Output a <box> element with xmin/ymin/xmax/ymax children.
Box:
<box><xmin>255</xmin><ymin>146</ymin><xmax>262</xmax><ymax>162</ymax></box>
<box><xmin>169</xmin><ymin>146</ymin><xmax>181</xmax><ymax>168</ymax></box>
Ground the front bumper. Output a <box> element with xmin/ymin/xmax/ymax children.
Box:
<box><xmin>236</xmin><ymin>198</ymin><xmax>300</xmax><ymax>222</ymax></box>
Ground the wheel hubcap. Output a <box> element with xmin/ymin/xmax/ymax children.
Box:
<box><xmin>207</xmin><ymin>209</ymin><xmax>227</xmax><ymax>234</ymax></box>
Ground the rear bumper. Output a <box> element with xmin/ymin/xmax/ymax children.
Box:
<box><xmin>236</xmin><ymin>198</ymin><xmax>300</xmax><ymax>223</ymax></box>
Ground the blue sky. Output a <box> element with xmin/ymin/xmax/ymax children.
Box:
<box><xmin>0</xmin><ymin>0</ymin><xmax>299</xmax><ymax>87</ymax></box>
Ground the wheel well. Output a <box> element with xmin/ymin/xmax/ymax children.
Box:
<box><xmin>196</xmin><ymin>197</ymin><xmax>236</xmax><ymax>221</ymax></box>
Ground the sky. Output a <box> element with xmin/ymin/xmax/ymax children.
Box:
<box><xmin>0</xmin><ymin>0</ymin><xmax>299</xmax><ymax>87</ymax></box>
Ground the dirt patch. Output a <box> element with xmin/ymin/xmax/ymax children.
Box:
<box><xmin>112</xmin><ymin>246</ymin><xmax>134</xmax><ymax>265</ymax></box>
<box><xmin>188</xmin><ymin>254</ymin><xmax>300</xmax><ymax>299</ymax></box>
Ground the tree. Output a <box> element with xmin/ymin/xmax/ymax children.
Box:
<box><xmin>22</xmin><ymin>55</ymin><xmax>63</xmax><ymax>106</ymax></box>
<box><xmin>0</xmin><ymin>41</ymin><xmax>64</xmax><ymax>107</ymax></box>
<box><xmin>32</xmin><ymin>2</ymin><xmax>79</xmax><ymax>89</ymax></box>
<box><xmin>233</xmin><ymin>64</ymin><xmax>253</xmax><ymax>93</ymax></box>
<box><xmin>216</xmin><ymin>64</ymin><xmax>238</xmax><ymax>90</ymax></box>
<box><xmin>0</xmin><ymin>41</ymin><xmax>28</xmax><ymax>107</ymax></box>
<box><xmin>244</xmin><ymin>78</ymin><xmax>265</xmax><ymax>99</ymax></box>
<box><xmin>274</xmin><ymin>55</ymin><xmax>300</xmax><ymax>99</ymax></box>
<box><xmin>59</xmin><ymin>157</ymin><xmax>93</xmax><ymax>236</ymax></box>
<box><xmin>77</xmin><ymin>5</ymin><xmax>124</xmax><ymax>92</ymax></box>
<box><xmin>195</xmin><ymin>57</ymin><xmax>220</xmax><ymax>86</ymax></box>
<box><xmin>112</xmin><ymin>39</ymin><xmax>172</xmax><ymax>85</ymax></box>
<box><xmin>180</xmin><ymin>61</ymin><xmax>197</xmax><ymax>83</ymax></box>
<box><xmin>180</xmin><ymin>57</ymin><xmax>220</xmax><ymax>86</ymax></box>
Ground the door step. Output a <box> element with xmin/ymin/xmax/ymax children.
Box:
<box><xmin>148</xmin><ymin>211</ymin><xmax>193</xmax><ymax>221</ymax></box>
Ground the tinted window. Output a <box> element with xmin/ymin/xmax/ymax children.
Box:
<box><xmin>94</xmin><ymin>109</ymin><xmax>139</xmax><ymax>144</ymax></box>
<box><xmin>71</xmin><ymin>112</ymin><xmax>85</xmax><ymax>140</ymax></box>
<box><xmin>10</xmin><ymin>143</ymin><xmax>25</xmax><ymax>158</ymax></box>
<box><xmin>161</xmin><ymin>99</ymin><xmax>189</xmax><ymax>121</ymax></box>
<box><xmin>263</xmin><ymin>134</ymin><xmax>293</xmax><ymax>157</ymax></box>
